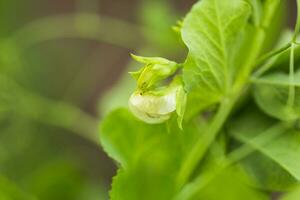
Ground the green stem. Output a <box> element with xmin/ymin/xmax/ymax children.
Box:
<box><xmin>288</xmin><ymin>42</ymin><xmax>296</xmax><ymax>107</ymax></box>
<box><xmin>234</xmin><ymin>28</ymin><xmax>266</xmax><ymax>89</ymax></box>
<box><xmin>253</xmin><ymin>43</ymin><xmax>291</xmax><ymax>78</ymax></box>
<box><xmin>176</xmin><ymin>97</ymin><xmax>235</xmax><ymax>188</ymax></box>
<box><xmin>293</xmin><ymin>0</ymin><xmax>300</xmax><ymax>40</ymax></box>
<box><xmin>254</xmin><ymin>0</ymin><xmax>300</xmax><ymax>78</ymax></box>
<box><xmin>255</xmin><ymin>42</ymin><xmax>291</xmax><ymax>69</ymax></box>
<box><xmin>287</xmin><ymin>0</ymin><xmax>300</xmax><ymax>107</ymax></box>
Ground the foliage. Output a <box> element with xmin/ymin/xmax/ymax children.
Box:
<box><xmin>100</xmin><ymin>0</ymin><xmax>300</xmax><ymax>199</ymax></box>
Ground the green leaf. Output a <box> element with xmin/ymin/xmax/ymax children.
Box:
<box><xmin>228</xmin><ymin>108</ymin><xmax>299</xmax><ymax>191</ymax></box>
<box><xmin>175</xmin><ymin>86</ymin><xmax>187</xmax><ymax>129</ymax></box>
<box><xmin>191</xmin><ymin>166</ymin><xmax>269</xmax><ymax>200</ymax></box>
<box><xmin>241</xmin><ymin>152</ymin><xmax>297</xmax><ymax>191</ymax></box>
<box><xmin>181</xmin><ymin>0</ymin><xmax>251</xmax><ymax>116</ymax></box>
<box><xmin>100</xmin><ymin>108</ymin><xmax>200</xmax><ymax>200</ymax></box>
<box><xmin>252</xmin><ymin>70</ymin><xmax>300</xmax><ymax>120</ymax></box>
<box><xmin>247</xmin><ymin>129</ymin><xmax>300</xmax><ymax>182</ymax></box>
<box><xmin>183</xmin><ymin>56</ymin><xmax>220</xmax><ymax>119</ymax></box>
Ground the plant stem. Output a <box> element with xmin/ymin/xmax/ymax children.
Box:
<box><xmin>288</xmin><ymin>42</ymin><xmax>296</xmax><ymax>107</ymax></box>
<box><xmin>234</xmin><ymin>29</ymin><xmax>266</xmax><ymax>89</ymax></box>
<box><xmin>293</xmin><ymin>0</ymin><xmax>300</xmax><ymax>41</ymax></box>
<box><xmin>254</xmin><ymin>42</ymin><xmax>291</xmax><ymax>69</ymax></box>
<box><xmin>287</xmin><ymin>0</ymin><xmax>300</xmax><ymax>108</ymax></box>
<box><xmin>176</xmin><ymin>97</ymin><xmax>235</xmax><ymax>188</ymax></box>
<box><xmin>253</xmin><ymin>44</ymin><xmax>291</xmax><ymax>78</ymax></box>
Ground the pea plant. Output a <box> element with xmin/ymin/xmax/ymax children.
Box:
<box><xmin>100</xmin><ymin>0</ymin><xmax>300</xmax><ymax>199</ymax></box>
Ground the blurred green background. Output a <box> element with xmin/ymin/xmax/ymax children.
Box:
<box><xmin>0</xmin><ymin>0</ymin><xmax>296</xmax><ymax>199</ymax></box>
<box><xmin>0</xmin><ymin>0</ymin><xmax>196</xmax><ymax>199</ymax></box>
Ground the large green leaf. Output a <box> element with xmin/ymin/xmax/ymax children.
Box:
<box><xmin>228</xmin><ymin>108</ymin><xmax>300</xmax><ymax>191</ymax></box>
<box><xmin>253</xmin><ymin>70</ymin><xmax>300</xmax><ymax>120</ymax></box>
<box><xmin>100</xmin><ymin>108</ymin><xmax>200</xmax><ymax>200</ymax></box>
<box><xmin>101</xmin><ymin>109</ymin><xmax>269</xmax><ymax>200</ymax></box>
<box><xmin>181</xmin><ymin>0</ymin><xmax>251</xmax><ymax>117</ymax></box>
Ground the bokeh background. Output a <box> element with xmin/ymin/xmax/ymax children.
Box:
<box><xmin>0</xmin><ymin>0</ymin><xmax>296</xmax><ymax>199</ymax></box>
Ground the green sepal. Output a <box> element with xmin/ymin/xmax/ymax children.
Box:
<box><xmin>130</xmin><ymin>54</ymin><xmax>180</xmax><ymax>91</ymax></box>
<box><xmin>176</xmin><ymin>88</ymin><xmax>187</xmax><ymax>130</ymax></box>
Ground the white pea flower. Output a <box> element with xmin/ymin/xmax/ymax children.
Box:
<box><xmin>129</xmin><ymin>87</ymin><xmax>178</xmax><ymax>124</ymax></box>
<box><xmin>129</xmin><ymin>54</ymin><xmax>186</xmax><ymax>128</ymax></box>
